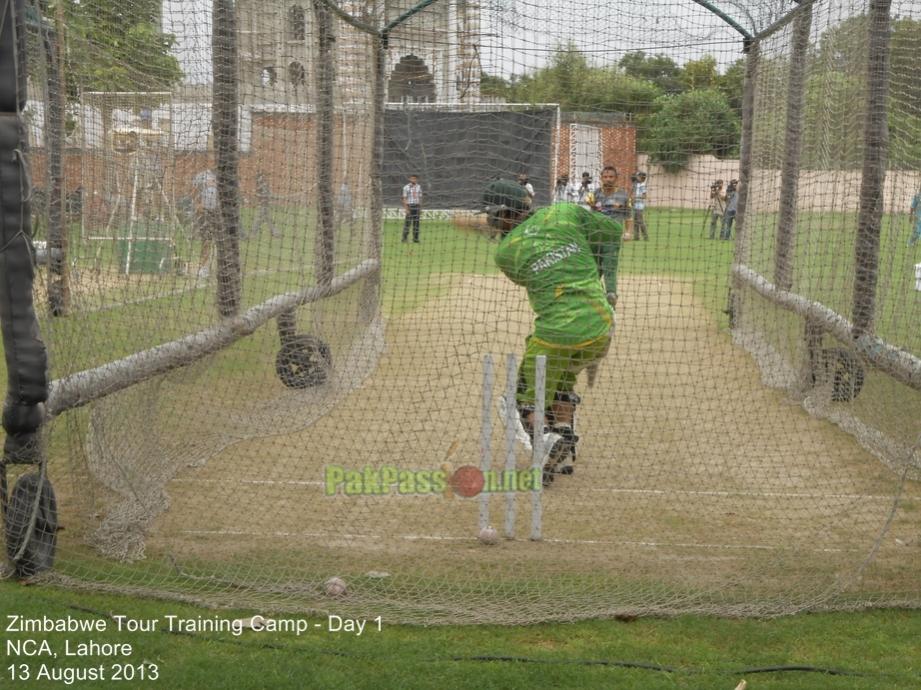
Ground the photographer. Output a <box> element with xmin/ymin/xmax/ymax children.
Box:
<box><xmin>707</xmin><ymin>179</ymin><xmax>726</xmax><ymax>240</ymax></box>
<box><xmin>720</xmin><ymin>179</ymin><xmax>738</xmax><ymax>241</ymax></box>
<box><xmin>554</xmin><ymin>173</ymin><xmax>575</xmax><ymax>204</ymax></box>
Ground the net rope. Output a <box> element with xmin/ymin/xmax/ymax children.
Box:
<box><xmin>3</xmin><ymin>0</ymin><xmax>920</xmax><ymax>624</ymax></box>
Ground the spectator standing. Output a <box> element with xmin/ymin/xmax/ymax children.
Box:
<box><xmin>191</xmin><ymin>168</ymin><xmax>219</xmax><ymax>278</ymax></box>
<box><xmin>707</xmin><ymin>179</ymin><xmax>726</xmax><ymax>240</ymax></box>
<box><xmin>517</xmin><ymin>173</ymin><xmax>535</xmax><ymax>204</ymax></box>
<box><xmin>553</xmin><ymin>174</ymin><xmax>574</xmax><ymax>204</ymax></box>
<box><xmin>401</xmin><ymin>174</ymin><xmax>423</xmax><ymax>243</ymax></box>
<box><xmin>590</xmin><ymin>165</ymin><xmax>630</xmax><ymax>221</ymax></box>
<box><xmin>720</xmin><ymin>179</ymin><xmax>738</xmax><ymax>241</ymax></box>
<box><xmin>250</xmin><ymin>171</ymin><xmax>280</xmax><ymax>239</ymax></box>
<box><xmin>632</xmin><ymin>171</ymin><xmax>649</xmax><ymax>241</ymax></box>
<box><xmin>909</xmin><ymin>187</ymin><xmax>921</xmax><ymax>247</ymax></box>
<box><xmin>576</xmin><ymin>172</ymin><xmax>594</xmax><ymax>210</ymax></box>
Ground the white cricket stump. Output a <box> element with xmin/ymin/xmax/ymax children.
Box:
<box><xmin>531</xmin><ymin>355</ymin><xmax>546</xmax><ymax>541</ymax></box>
<box><xmin>503</xmin><ymin>353</ymin><xmax>518</xmax><ymax>539</ymax></box>
<box><xmin>479</xmin><ymin>354</ymin><xmax>494</xmax><ymax>532</ymax></box>
<box><xmin>479</xmin><ymin>352</ymin><xmax>544</xmax><ymax>542</ymax></box>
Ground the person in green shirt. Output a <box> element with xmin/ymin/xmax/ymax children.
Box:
<box><xmin>484</xmin><ymin>179</ymin><xmax>622</xmax><ymax>485</ymax></box>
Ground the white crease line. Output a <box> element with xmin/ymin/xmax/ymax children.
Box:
<box><xmin>170</xmin><ymin>477</ymin><xmax>899</xmax><ymax>501</ymax></box>
<box><xmin>178</xmin><ymin>530</ymin><xmax>863</xmax><ymax>553</ymax></box>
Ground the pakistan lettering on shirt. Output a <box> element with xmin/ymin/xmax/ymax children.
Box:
<box><xmin>530</xmin><ymin>242</ymin><xmax>581</xmax><ymax>273</ymax></box>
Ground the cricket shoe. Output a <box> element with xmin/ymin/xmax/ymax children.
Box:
<box><xmin>542</xmin><ymin>427</ymin><xmax>577</xmax><ymax>484</ymax></box>
<box><xmin>551</xmin><ymin>424</ymin><xmax>579</xmax><ymax>476</ymax></box>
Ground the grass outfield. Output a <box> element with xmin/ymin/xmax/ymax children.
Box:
<box><xmin>32</xmin><ymin>205</ymin><xmax>921</xmax><ymax>370</ymax></box>
<box><xmin>2</xmin><ymin>579</ymin><xmax>920</xmax><ymax>689</ymax></box>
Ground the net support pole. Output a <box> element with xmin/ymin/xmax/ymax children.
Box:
<box><xmin>212</xmin><ymin>0</ymin><xmax>243</xmax><ymax>318</ymax></box>
<box><xmin>733</xmin><ymin>264</ymin><xmax>921</xmax><ymax>392</ymax></box>
<box><xmin>46</xmin><ymin>259</ymin><xmax>379</xmax><ymax>416</ymax></box>
<box><xmin>359</xmin><ymin>32</ymin><xmax>385</xmax><ymax>324</ymax></box>
<box><xmin>313</xmin><ymin>0</ymin><xmax>336</xmax><ymax>289</ymax></box>
<box><xmin>0</xmin><ymin>0</ymin><xmax>50</xmax><ymax>463</ymax></box>
<box><xmin>851</xmin><ymin>0</ymin><xmax>892</xmax><ymax>339</ymax></box>
<box><xmin>41</xmin><ymin>3</ymin><xmax>68</xmax><ymax>316</ymax></box>
<box><xmin>772</xmin><ymin>4</ymin><xmax>812</xmax><ymax>292</ymax></box>
<box><xmin>728</xmin><ymin>41</ymin><xmax>759</xmax><ymax>328</ymax></box>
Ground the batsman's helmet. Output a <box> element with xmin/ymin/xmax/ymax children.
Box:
<box><xmin>483</xmin><ymin>179</ymin><xmax>532</xmax><ymax>229</ymax></box>
<box><xmin>483</xmin><ymin>179</ymin><xmax>531</xmax><ymax>212</ymax></box>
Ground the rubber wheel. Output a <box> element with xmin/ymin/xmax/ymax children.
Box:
<box><xmin>275</xmin><ymin>335</ymin><xmax>332</xmax><ymax>389</ymax></box>
<box><xmin>823</xmin><ymin>348</ymin><xmax>865</xmax><ymax>403</ymax></box>
<box><xmin>5</xmin><ymin>472</ymin><xmax>57</xmax><ymax>577</ymax></box>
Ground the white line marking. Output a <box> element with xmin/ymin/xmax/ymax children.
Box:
<box><xmin>170</xmin><ymin>477</ymin><xmax>899</xmax><ymax>502</ymax></box>
<box><xmin>178</xmin><ymin>529</ymin><xmax>864</xmax><ymax>553</ymax></box>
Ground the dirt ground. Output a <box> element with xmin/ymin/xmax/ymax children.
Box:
<box><xmin>63</xmin><ymin>271</ymin><xmax>921</xmax><ymax>622</ymax></box>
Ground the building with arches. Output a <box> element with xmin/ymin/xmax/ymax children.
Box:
<box><xmin>236</xmin><ymin>0</ymin><xmax>481</xmax><ymax>105</ymax></box>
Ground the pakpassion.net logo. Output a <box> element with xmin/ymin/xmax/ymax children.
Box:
<box><xmin>324</xmin><ymin>464</ymin><xmax>541</xmax><ymax>498</ymax></box>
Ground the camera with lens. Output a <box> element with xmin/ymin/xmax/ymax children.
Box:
<box><xmin>630</xmin><ymin>173</ymin><xmax>639</xmax><ymax>183</ymax></box>
<box><xmin>726</xmin><ymin>179</ymin><xmax>738</xmax><ymax>194</ymax></box>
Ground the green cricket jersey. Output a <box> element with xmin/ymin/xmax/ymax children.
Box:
<box><xmin>495</xmin><ymin>203</ymin><xmax>622</xmax><ymax>347</ymax></box>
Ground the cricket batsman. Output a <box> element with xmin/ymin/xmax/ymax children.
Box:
<box><xmin>484</xmin><ymin>179</ymin><xmax>622</xmax><ymax>486</ymax></box>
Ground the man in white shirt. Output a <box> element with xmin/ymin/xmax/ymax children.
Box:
<box><xmin>553</xmin><ymin>174</ymin><xmax>578</xmax><ymax>204</ymax></box>
<box><xmin>401</xmin><ymin>174</ymin><xmax>423</xmax><ymax>243</ymax></box>
<box><xmin>632</xmin><ymin>171</ymin><xmax>648</xmax><ymax>241</ymax></box>
<box><xmin>576</xmin><ymin>172</ymin><xmax>593</xmax><ymax>210</ymax></box>
<box><xmin>192</xmin><ymin>168</ymin><xmax>219</xmax><ymax>278</ymax></box>
<box><xmin>517</xmin><ymin>173</ymin><xmax>535</xmax><ymax>204</ymax></box>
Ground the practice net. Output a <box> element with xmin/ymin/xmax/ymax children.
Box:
<box><xmin>3</xmin><ymin>0</ymin><xmax>920</xmax><ymax>624</ymax></box>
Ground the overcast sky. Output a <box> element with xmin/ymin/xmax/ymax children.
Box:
<box><xmin>162</xmin><ymin>0</ymin><xmax>792</xmax><ymax>84</ymax></box>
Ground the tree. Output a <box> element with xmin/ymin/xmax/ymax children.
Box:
<box><xmin>802</xmin><ymin>71</ymin><xmax>865</xmax><ymax>169</ymax></box>
<box><xmin>52</xmin><ymin>0</ymin><xmax>183</xmax><ymax>100</ymax></box>
<box><xmin>575</xmin><ymin>69</ymin><xmax>662</xmax><ymax>114</ymax></box>
<box><xmin>507</xmin><ymin>43</ymin><xmax>593</xmax><ymax>108</ymax></box>
<box><xmin>480</xmin><ymin>72</ymin><xmax>511</xmax><ymax>100</ymax></box>
<box><xmin>812</xmin><ymin>14</ymin><xmax>921</xmax><ymax>169</ymax></box>
<box><xmin>681</xmin><ymin>55</ymin><xmax>719</xmax><ymax>91</ymax></box>
<box><xmin>644</xmin><ymin>89</ymin><xmax>740</xmax><ymax>171</ymax></box>
<box><xmin>505</xmin><ymin>44</ymin><xmax>662</xmax><ymax>114</ymax></box>
<box><xmin>619</xmin><ymin>52</ymin><xmax>684</xmax><ymax>94</ymax></box>
<box><xmin>718</xmin><ymin>58</ymin><xmax>746</xmax><ymax>114</ymax></box>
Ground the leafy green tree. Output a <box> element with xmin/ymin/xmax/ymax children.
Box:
<box><xmin>575</xmin><ymin>69</ymin><xmax>662</xmax><ymax>114</ymax></box>
<box><xmin>802</xmin><ymin>71</ymin><xmax>865</xmax><ymax>168</ymax></box>
<box><xmin>619</xmin><ymin>51</ymin><xmax>684</xmax><ymax>94</ymax></box>
<box><xmin>479</xmin><ymin>72</ymin><xmax>511</xmax><ymax>100</ymax></box>
<box><xmin>35</xmin><ymin>0</ymin><xmax>183</xmax><ymax>102</ymax></box>
<box><xmin>718</xmin><ymin>58</ymin><xmax>746</xmax><ymax>113</ymax></box>
<box><xmin>681</xmin><ymin>55</ymin><xmax>719</xmax><ymax>91</ymax></box>
<box><xmin>644</xmin><ymin>89</ymin><xmax>740</xmax><ymax>171</ymax></box>
<box><xmin>812</xmin><ymin>14</ymin><xmax>921</xmax><ymax>168</ymax></box>
<box><xmin>505</xmin><ymin>44</ymin><xmax>662</xmax><ymax>114</ymax></box>
<box><xmin>507</xmin><ymin>43</ymin><xmax>592</xmax><ymax>108</ymax></box>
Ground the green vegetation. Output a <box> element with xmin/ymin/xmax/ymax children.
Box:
<box><xmin>30</xmin><ymin>0</ymin><xmax>183</xmax><ymax>104</ymax></box>
<box><xmin>480</xmin><ymin>16</ymin><xmax>921</xmax><ymax>172</ymax></box>
<box><xmin>1</xmin><ymin>580</ymin><xmax>920</xmax><ymax>689</ymax></box>
<box><xmin>644</xmin><ymin>89</ymin><xmax>741</xmax><ymax>172</ymax></box>
<box><xmin>480</xmin><ymin>46</ymin><xmax>745</xmax><ymax>169</ymax></box>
